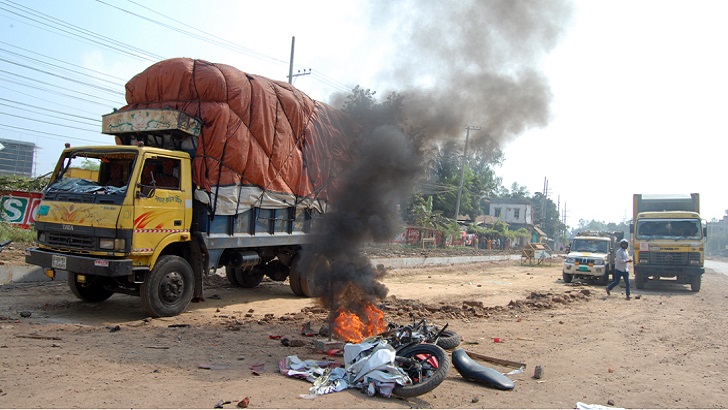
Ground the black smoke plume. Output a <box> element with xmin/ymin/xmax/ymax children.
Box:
<box><xmin>302</xmin><ymin>1</ymin><xmax>573</xmax><ymax>321</ymax></box>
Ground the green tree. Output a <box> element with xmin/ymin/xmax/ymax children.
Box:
<box><xmin>423</xmin><ymin>140</ymin><xmax>504</xmax><ymax>219</ymax></box>
<box><xmin>570</xmin><ymin>220</ymin><xmax>630</xmax><ymax>238</ymax></box>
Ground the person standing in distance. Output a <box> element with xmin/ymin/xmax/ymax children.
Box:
<box><xmin>607</xmin><ymin>238</ymin><xmax>633</xmax><ymax>300</ymax></box>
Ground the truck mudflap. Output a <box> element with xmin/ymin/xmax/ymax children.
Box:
<box><xmin>25</xmin><ymin>248</ymin><xmax>133</xmax><ymax>277</ymax></box>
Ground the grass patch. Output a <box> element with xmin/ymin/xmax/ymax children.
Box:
<box><xmin>0</xmin><ymin>223</ymin><xmax>35</xmax><ymax>244</ymax></box>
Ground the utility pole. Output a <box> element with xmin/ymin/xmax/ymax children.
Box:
<box><xmin>288</xmin><ymin>36</ymin><xmax>295</xmax><ymax>84</ymax></box>
<box><xmin>287</xmin><ymin>36</ymin><xmax>311</xmax><ymax>84</ymax></box>
<box><xmin>540</xmin><ymin>177</ymin><xmax>548</xmax><ymax>226</ymax></box>
<box><xmin>453</xmin><ymin>126</ymin><xmax>480</xmax><ymax>220</ymax></box>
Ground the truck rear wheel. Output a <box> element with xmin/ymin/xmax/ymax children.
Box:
<box><xmin>690</xmin><ymin>275</ymin><xmax>701</xmax><ymax>292</ymax></box>
<box><xmin>562</xmin><ymin>272</ymin><xmax>573</xmax><ymax>283</ymax></box>
<box><xmin>288</xmin><ymin>255</ymin><xmax>307</xmax><ymax>296</ymax></box>
<box><xmin>141</xmin><ymin>255</ymin><xmax>194</xmax><ymax>317</ymax></box>
<box><xmin>288</xmin><ymin>254</ymin><xmax>321</xmax><ymax>297</ymax></box>
<box><xmin>230</xmin><ymin>266</ymin><xmax>264</xmax><ymax>288</ymax></box>
<box><xmin>68</xmin><ymin>273</ymin><xmax>114</xmax><ymax>303</ymax></box>
<box><xmin>225</xmin><ymin>266</ymin><xmax>241</xmax><ymax>287</ymax></box>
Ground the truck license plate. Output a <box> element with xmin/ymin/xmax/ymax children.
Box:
<box><xmin>52</xmin><ymin>255</ymin><xmax>67</xmax><ymax>270</ymax></box>
<box><xmin>579</xmin><ymin>266</ymin><xmax>588</xmax><ymax>272</ymax></box>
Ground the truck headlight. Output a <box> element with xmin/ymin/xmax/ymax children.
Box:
<box><xmin>565</xmin><ymin>257</ymin><xmax>575</xmax><ymax>263</ymax></box>
<box><xmin>99</xmin><ymin>239</ymin><xmax>115</xmax><ymax>250</ymax></box>
<box><xmin>100</xmin><ymin>238</ymin><xmax>126</xmax><ymax>251</ymax></box>
<box><xmin>594</xmin><ymin>258</ymin><xmax>605</xmax><ymax>265</ymax></box>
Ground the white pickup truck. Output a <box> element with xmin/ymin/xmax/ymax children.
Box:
<box><xmin>562</xmin><ymin>231</ymin><xmax>623</xmax><ymax>285</ymax></box>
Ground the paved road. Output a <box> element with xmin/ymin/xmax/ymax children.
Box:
<box><xmin>705</xmin><ymin>258</ymin><xmax>728</xmax><ymax>275</ymax></box>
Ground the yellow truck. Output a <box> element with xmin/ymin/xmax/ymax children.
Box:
<box><xmin>25</xmin><ymin>59</ymin><xmax>352</xmax><ymax>317</ymax></box>
<box><xmin>631</xmin><ymin>193</ymin><xmax>706</xmax><ymax>291</ymax></box>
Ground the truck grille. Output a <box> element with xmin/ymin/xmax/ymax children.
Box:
<box><xmin>574</xmin><ymin>257</ymin><xmax>599</xmax><ymax>265</ymax></box>
<box><xmin>47</xmin><ymin>232</ymin><xmax>94</xmax><ymax>249</ymax></box>
<box><xmin>640</xmin><ymin>251</ymin><xmax>700</xmax><ymax>266</ymax></box>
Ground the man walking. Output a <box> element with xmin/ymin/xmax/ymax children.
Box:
<box><xmin>607</xmin><ymin>239</ymin><xmax>633</xmax><ymax>300</ymax></box>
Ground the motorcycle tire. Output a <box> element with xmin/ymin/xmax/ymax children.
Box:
<box><xmin>435</xmin><ymin>329</ymin><xmax>462</xmax><ymax>350</ymax></box>
<box><xmin>392</xmin><ymin>343</ymin><xmax>450</xmax><ymax>398</ymax></box>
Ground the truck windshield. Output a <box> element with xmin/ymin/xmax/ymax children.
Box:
<box><xmin>46</xmin><ymin>151</ymin><xmax>137</xmax><ymax>196</ymax></box>
<box><xmin>571</xmin><ymin>239</ymin><xmax>609</xmax><ymax>253</ymax></box>
<box><xmin>636</xmin><ymin>219</ymin><xmax>702</xmax><ymax>240</ymax></box>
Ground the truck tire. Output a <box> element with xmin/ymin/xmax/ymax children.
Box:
<box><xmin>141</xmin><ymin>255</ymin><xmax>194</xmax><ymax>317</ymax></box>
<box><xmin>228</xmin><ymin>266</ymin><xmax>264</xmax><ymax>288</ymax></box>
<box><xmin>288</xmin><ymin>255</ymin><xmax>307</xmax><ymax>297</ymax></box>
<box><xmin>562</xmin><ymin>272</ymin><xmax>573</xmax><ymax>283</ymax></box>
<box><xmin>690</xmin><ymin>275</ymin><xmax>701</xmax><ymax>292</ymax></box>
<box><xmin>225</xmin><ymin>266</ymin><xmax>241</xmax><ymax>287</ymax></box>
<box><xmin>68</xmin><ymin>273</ymin><xmax>114</xmax><ymax>303</ymax></box>
<box><xmin>635</xmin><ymin>273</ymin><xmax>647</xmax><ymax>290</ymax></box>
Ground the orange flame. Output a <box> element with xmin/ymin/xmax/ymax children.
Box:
<box><xmin>332</xmin><ymin>302</ymin><xmax>387</xmax><ymax>343</ymax></box>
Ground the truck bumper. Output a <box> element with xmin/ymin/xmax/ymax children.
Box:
<box><xmin>634</xmin><ymin>264</ymin><xmax>704</xmax><ymax>277</ymax></box>
<box><xmin>25</xmin><ymin>248</ymin><xmax>133</xmax><ymax>277</ymax></box>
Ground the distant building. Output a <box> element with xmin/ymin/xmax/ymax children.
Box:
<box><xmin>707</xmin><ymin>211</ymin><xmax>728</xmax><ymax>235</ymax></box>
<box><xmin>488</xmin><ymin>197</ymin><xmax>534</xmax><ymax>225</ymax></box>
<box><xmin>0</xmin><ymin>139</ymin><xmax>36</xmax><ymax>177</ymax></box>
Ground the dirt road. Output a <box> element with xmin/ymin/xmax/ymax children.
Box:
<box><xmin>1</xmin><ymin>258</ymin><xmax>727</xmax><ymax>408</ymax></box>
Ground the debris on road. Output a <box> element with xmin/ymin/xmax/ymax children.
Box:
<box><xmin>533</xmin><ymin>365</ymin><xmax>544</xmax><ymax>379</ymax></box>
<box><xmin>198</xmin><ymin>363</ymin><xmax>230</xmax><ymax>371</ymax></box>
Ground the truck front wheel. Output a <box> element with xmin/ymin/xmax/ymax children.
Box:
<box><xmin>690</xmin><ymin>275</ymin><xmax>701</xmax><ymax>292</ymax></box>
<box><xmin>141</xmin><ymin>255</ymin><xmax>194</xmax><ymax>317</ymax></box>
<box><xmin>68</xmin><ymin>273</ymin><xmax>114</xmax><ymax>302</ymax></box>
<box><xmin>635</xmin><ymin>273</ymin><xmax>647</xmax><ymax>289</ymax></box>
<box><xmin>562</xmin><ymin>272</ymin><xmax>573</xmax><ymax>283</ymax></box>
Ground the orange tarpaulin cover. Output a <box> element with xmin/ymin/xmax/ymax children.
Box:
<box><xmin>119</xmin><ymin>58</ymin><xmax>353</xmax><ymax>212</ymax></box>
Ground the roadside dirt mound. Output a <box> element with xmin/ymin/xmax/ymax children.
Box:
<box><xmin>0</xmin><ymin>242</ymin><xmax>30</xmax><ymax>266</ymax></box>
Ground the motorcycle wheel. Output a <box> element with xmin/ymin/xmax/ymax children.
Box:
<box><xmin>392</xmin><ymin>343</ymin><xmax>450</xmax><ymax>398</ymax></box>
<box><xmin>436</xmin><ymin>329</ymin><xmax>462</xmax><ymax>350</ymax></box>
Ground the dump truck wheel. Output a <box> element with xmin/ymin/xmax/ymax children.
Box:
<box><xmin>690</xmin><ymin>275</ymin><xmax>701</xmax><ymax>292</ymax></box>
<box><xmin>68</xmin><ymin>273</ymin><xmax>114</xmax><ymax>303</ymax></box>
<box><xmin>635</xmin><ymin>273</ymin><xmax>647</xmax><ymax>289</ymax></box>
<box><xmin>141</xmin><ymin>255</ymin><xmax>194</xmax><ymax>317</ymax></box>
<box><xmin>562</xmin><ymin>272</ymin><xmax>573</xmax><ymax>283</ymax></box>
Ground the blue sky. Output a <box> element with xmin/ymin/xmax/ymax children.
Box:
<box><xmin>1</xmin><ymin>0</ymin><xmax>726</xmax><ymax>228</ymax></box>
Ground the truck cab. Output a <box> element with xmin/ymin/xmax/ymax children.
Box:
<box><xmin>631</xmin><ymin>194</ymin><xmax>706</xmax><ymax>292</ymax></box>
<box><xmin>26</xmin><ymin>144</ymin><xmax>197</xmax><ymax>316</ymax></box>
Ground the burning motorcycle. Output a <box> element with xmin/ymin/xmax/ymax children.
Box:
<box><xmin>381</xmin><ymin>317</ymin><xmax>459</xmax><ymax>397</ymax></box>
